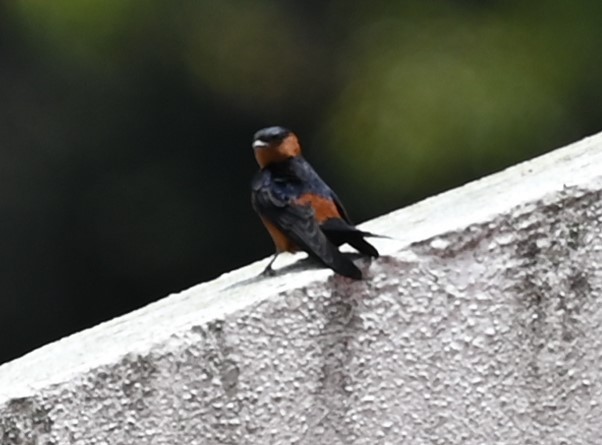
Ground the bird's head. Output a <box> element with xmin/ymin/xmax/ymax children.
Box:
<box><xmin>252</xmin><ymin>126</ymin><xmax>301</xmax><ymax>168</ymax></box>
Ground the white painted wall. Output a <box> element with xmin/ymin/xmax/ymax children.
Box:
<box><xmin>1</xmin><ymin>132</ymin><xmax>602</xmax><ymax>444</ymax></box>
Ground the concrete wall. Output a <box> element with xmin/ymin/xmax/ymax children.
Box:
<box><xmin>1</xmin><ymin>132</ymin><xmax>602</xmax><ymax>444</ymax></box>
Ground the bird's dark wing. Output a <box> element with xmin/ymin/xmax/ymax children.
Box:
<box><xmin>252</xmin><ymin>172</ymin><xmax>362</xmax><ymax>279</ymax></box>
<box><xmin>320</xmin><ymin>218</ymin><xmax>380</xmax><ymax>258</ymax></box>
<box><xmin>288</xmin><ymin>157</ymin><xmax>353</xmax><ymax>224</ymax></box>
<box><xmin>329</xmin><ymin>190</ymin><xmax>352</xmax><ymax>224</ymax></box>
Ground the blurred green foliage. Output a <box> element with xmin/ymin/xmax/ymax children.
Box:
<box><xmin>1</xmin><ymin>0</ymin><xmax>601</xmax><ymax>363</ymax></box>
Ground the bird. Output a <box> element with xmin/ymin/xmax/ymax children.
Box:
<box><xmin>251</xmin><ymin>126</ymin><xmax>380</xmax><ymax>280</ymax></box>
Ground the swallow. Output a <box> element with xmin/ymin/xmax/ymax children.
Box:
<box><xmin>251</xmin><ymin>126</ymin><xmax>380</xmax><ymax>280</ymax></box>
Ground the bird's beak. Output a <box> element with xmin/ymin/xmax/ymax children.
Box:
<box><xmin>253</xmin><ymin>140</ymin><xmax>269</xmax><ymax>149</ymax></box>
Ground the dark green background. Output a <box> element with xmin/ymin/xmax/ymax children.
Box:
<box><xmin>1</xmin><ymin>0</ymin><xmax>600</xmax><ymax>364</ymax></box>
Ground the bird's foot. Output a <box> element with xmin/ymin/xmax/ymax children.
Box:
<box><xmin>260</xmin><ymin>265</ymin><xmax>276</xmax><ymax>277</ymax></box>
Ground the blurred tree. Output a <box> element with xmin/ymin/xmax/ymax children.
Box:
<box><xmin>325</xmin><ymin>0</ymin><xmax>602</xmax><ymax>210</ymax></box>
<box><xmin>0</xmin><ymin>0</ymin><xmax>600</xmax><ymax>364</ymax></box>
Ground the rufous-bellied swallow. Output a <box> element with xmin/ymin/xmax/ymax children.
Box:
<box><xmin>251</xmin><ymin>126</ymin><xmax>380</xmax><ymax>280</ymax></box>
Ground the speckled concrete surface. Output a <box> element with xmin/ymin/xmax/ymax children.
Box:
<box><xmin>1</xmin><ymin>133</ymin><xmax>602</xmax><ymax>444</ymax></box>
